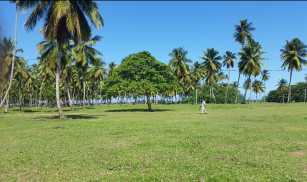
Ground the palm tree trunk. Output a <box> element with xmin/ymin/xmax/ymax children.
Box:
<box><xmin>65</xmin><ymin>82</ymin><xmax>72</xmax><ymax>107</ymax></box>
<box><xmin>82</xmin><ymin>81</ymin><xmax>86</xmax><ymax>106</ymax></box>
<box><xmin>225</xmin><ymin>68</ymin><xmax>230</xmax><ymax>104</ymax></box>
<box><xmin>288</xmin><ymin>68</ymin><xmax>293</xmax><ymax>103</ymax></box>
<box><xmin>38</xmin><ymin>81</ymin><xmax>44</xmax><ymax>108</ymax></box>
<box><xmin>0</xmin><ymin>8</ymin><xmax>18</xmax><ymax>108</ymax></box>
<box><xmin>243</xmin><ymin>75</ymin><xmax>251</xmax><ymax>103</ymax></box>
<box><xmin>235</xmin><ymin>73</ymin><xmax>241</xmax><ymax>104</ymax></box>
<box><xmin>56</xmin><ymin>50</ymin><xmax>64</xmax><ymax>119</ymax></box>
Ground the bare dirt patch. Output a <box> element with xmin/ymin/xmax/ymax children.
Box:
<box><xmin>289</xmin><ymin>151</ymin><xmax>305</xmax><ymax>157</ymax></box>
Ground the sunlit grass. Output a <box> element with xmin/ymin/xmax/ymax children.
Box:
<box><xmin>0</xmin><ymin>103</ymin><xmax>307</xmax><ymax>181</ymax></box>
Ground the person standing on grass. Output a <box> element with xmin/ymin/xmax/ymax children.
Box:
<box><xmin>200</xmin><ymin>99</ymin><xmax>207</xmax><ymax>114</ymax></box>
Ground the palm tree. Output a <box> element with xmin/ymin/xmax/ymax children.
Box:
<box><xmin>239</xmin><ymin>39</ymin><xmax>263</xmax><ymax>103</ymax></box>
<box><xmin>281</xmin><ymin>38</ymin><xmax>307</xmax><ymax>103</ymax></box>
<box><xmin>234</xmin><ymin>19</ymin><xmax>255</xmax><ymax>47</ymax></box>
<box><xmin>15</xmin><ymin>0</ymin><xmax>103</xmax><ymax>118</ymax></box>
<box><xmin>201</xmin><ymin>48</ymin><xmax>222</xmax><ymax>103</ymax></box>
<box><xmin>223</xmin><ymin>51</ymin><xmax>236</xmax><ymax>103</ymax></box>
<box><xmin>108</xmin><ymin>62</ymin><xmax>117</xmax><ymax>77</ymax></box>
<box><xmin>72</xmin><ymin>36</ymin><xmax>102</xmax><ymax>106</ymax></box>
<box><xmin>191</xmin><ymin>61</ymin><xmax>206</xmax><ymax>104</ymax></box>
<box><xmin>276</xmin><ymin>78</ymin><xmax>288</xmax><ymax>103</ymax></box>
<box><xmin>234</xmin><ymin>19</ymin><xmax>255</xmax><ymax>104</ymax></box>
<box><xmin>261</xmin><ymin>69</ymin><xmax>269</xmax><ymax>81</ymax></box>
<box><xmin>0</xmin><ymin>38</ymin><xmax>23</xmax><ymax>111</ymax></box>
<box><xmin>0</xmin><ymin>4</ymin><xmax>19</xmax><ymax>109</ymax></box>
<box><xmin>169</xmin><ymin>48</ymin><xmax>192</xmax><ymax>93</ymax></box>
<box><xmin>252</xmin><ymin>80</ymin><xmax>265</xmax><ymax>101</ymax></box>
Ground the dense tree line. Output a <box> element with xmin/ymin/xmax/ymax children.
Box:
<box><xmin>267</xmin><ymin>81</ymin><xmax>307</xmax><ymax>103</ymax></box>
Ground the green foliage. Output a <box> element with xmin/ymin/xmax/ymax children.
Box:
<box><xmin>107</xmin><ymin>51</ymin><xmax>178</xmax><ymax>110</ymax></box>
<box><xmin>186</xmin><ymin>83</ymin><xmax>241</xmax><ymax>104</ymax></box>
<box><xmin>267</xmin><ymin>82</ymin><xmax>307</xmax><ymax>102</ymax></box>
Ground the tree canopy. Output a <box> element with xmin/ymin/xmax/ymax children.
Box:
<box><xmin>107</xmin><ymin>51</ymin><xmax>178</xmax><ymax>111</ymax></box>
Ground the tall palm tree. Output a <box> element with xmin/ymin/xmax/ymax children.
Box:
<box><xmin>15</xmin><ymin>0</ymin><xmax>103</xmax><ymax>118</ymax></box>
<box><xmin>0</xmin><ymin>5</ymin><xmax>19</xmax><ymax>109</ymax></box>
<box><xmin>239</xmin><ymin>40</ymin><xmax>263</xmax><ymax>103</ymax></box>
<box><xmin>252</xmin><ymin>80</ymin><xmax>265</xmax><ymax>101</ymax></box>
<box><xmin>281</xmin><ymin>38</ymin><xmax>307</xmax><ymax>103</ymax></box>
<box><xmin>0</xmin><ymin>38</ymin><xmax>23</xmax><ymax>111</ymax></box>
<box><xmin>169</xmin><ymin>48</ymin><xmax>192</xmax><ymax>93</ymax></box>
<box><xmin>72</xmin><ymin>36</ymin><xmax>102</xmax><ymax>106</ymax></box>
<box><xmin>201</xmin><ymin>48</ymin><xmax>222</xmax><ymax>103</ymax></box>
<box><xmin>191</xmin><ymin>61</ymin><xmax>206</xmax><ymax>104</ymax></box>
<box><xmin>223</xmin><ymin>51</ymin><xmax>236</xmax><ymax>103</ymax></box>
<box><xmin>234</xmin><ymin>19</ymin><xmax>255</xmax><ymax>104</ymax></box>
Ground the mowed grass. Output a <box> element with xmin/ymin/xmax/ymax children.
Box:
<box><xmin>0</xmin><ymin>104</ymin><xmax>307</xmax><ymax>181</ymax></box>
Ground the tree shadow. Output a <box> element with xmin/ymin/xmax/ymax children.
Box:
<box><xmin>105</xmin><ymin>108</ymin><xmax>172</xmax><ymax>112</ymax></box>
<box><xmin>34</xmin><ymin>114</ymin><xmax>104</xmax><ymax>120</ymax></box>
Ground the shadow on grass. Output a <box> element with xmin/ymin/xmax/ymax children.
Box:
<box><xmin>105</xmin><ymin>108</ymin><xmax>172</xmax><ymax>112</ymax></box>
<box><xmin>34</xmin><ymin>114</ymin><xmax>104</xmax><ymax>120</ymax></box>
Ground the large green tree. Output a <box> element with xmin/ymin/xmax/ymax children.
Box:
<box><xmin>107</xmin><ymin>51</ymin><xmax>177</xmax><ymax>111</ymax></box>
<box><xmin>15</xmin><ymin>0</ymin><xmax>103</xmax><ymax>118</ymax></box>
<box><xmin>281</xmin><ymin>38</ymin><xmax>307</xmax><ymax>103</ymax></box>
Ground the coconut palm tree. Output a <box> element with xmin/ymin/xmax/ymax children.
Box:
<box><xmin>0</xmin><ymin>3</ymin><xmax>19</xmax><ymax>110</ymax></box>
<box><xmin>261</xmin><ymin>69</ymin><xmax>269</xmax><ymax>81</ymax></box>
<box><xmin>0</xmin><ymin>38</ymin><xmax>23</xmax><ymax>111</ymax></box>
<box><xmin>239</xmin><ymin>39</ymin><xmax>263</xmax><ymax>103</ymax></box>
<box><xmin>234</xmin><ymin>19</ymin><xmax>255</xmax><ymax>104</ymax></box>
<box><xmin>252</xmin><ymin>80</ymin><xmax>265</xmax><ymax>101</ymax></box>
<box><xmin>15</xmin><ymin>0</ymin><xmax>103</xmax><ymax>118</ymax></box>
<box><xmin>169</xmin><ymin>48</ymin><xmax>192</xmax><ymax>93</ymax></box>
<box><xmin>72</xmin><ymin>36</ymin><xmax>102</xmax><ymax>106</ymax></box>
<box><xmin>108</xmin><ymin>62</ymin><xmax>117</xmax><ymax>77</ymax></box>
<box><xmin>281</xmin><ymin>38</ymin><xmax>307</xmax><ymax>103</ymax></box>
<box><xmin>191</xmin><ymin>61</ymin><xmax>206</xmax><ymax>104</ymax></box>
<box><xmin>223</xmin><ymin>51</ymin><xmax>236</xmax><ymax>103</ymax></box>
<box><xmin>234</xmin><ymin>19</ymin><xmax>255</xmax><ymax>47</ymax></box>
<box><xmin>201</xmin><ymin>48</ymin><xmax>222</xmax><ymax>103</ymax></box>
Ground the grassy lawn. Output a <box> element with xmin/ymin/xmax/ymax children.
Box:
<box><xmin>0</xmin><ymin>103</ymin><xmax>307</xmax><ymax>181</ymax></box>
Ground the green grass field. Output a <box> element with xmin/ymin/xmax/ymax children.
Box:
<box><xmin>0</xmin><ymin>104</ymin><xmax>307</xmax><ymax>181</ymax></box>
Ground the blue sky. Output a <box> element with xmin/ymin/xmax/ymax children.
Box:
<box><xmin>1</xmin><ymin>1</ymin><xmax>307</xmax><ymax>94</ymax></box>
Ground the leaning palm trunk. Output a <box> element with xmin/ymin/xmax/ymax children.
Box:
<box><xmin>0</xmin><ymin>9</ymin><xmax>18</xmax><ymax>109</ymax></box>
<box><xmin>56</xmin><ymin>51</ymin><xmax>64</xmax><ymax>119</ymax></box>
<box><xmin>235</xmin><ymin>73</ymin><xmax>241</xmax><ymax>104</ymax></box>
<box><xmin>287</xmin><ymin>68</ymin><xmax>293</xmax><ymax>103</ymax></box>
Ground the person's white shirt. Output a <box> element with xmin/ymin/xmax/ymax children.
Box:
<box><xmin>200</xmin><ymin>100</ymin><xmax>207</xmax><ymax>113</ymax></box>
